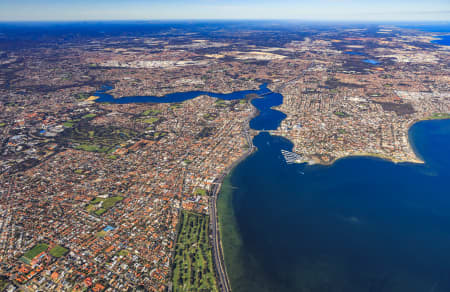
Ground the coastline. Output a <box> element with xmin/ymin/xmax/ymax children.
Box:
<box><xmin>310</xmin><ymin>151</ymin><xmax>425</xmax><ymax>167</ymax></box>
<box><xmin>93</xmin><ymin>84</ymin><xmax>262</xmax><ymax>101</ymax></box>
<box><xmin>91</xmin><ymin>83</ymin><xmax>266</xmax><ymax>292</ymax></box>
<box><xmin>269</xmin><ymin>115</ymin><xmax>450</xmax><ymax>168</ymax></box>
<box><xmin>210</xmin><ymin>96</ymin><xmax>259</xmax><ymax>292</ymax></box>
<box><xmin>430</xmin><ymin>34</ymin><xmax>450</xmax><ymax>46</ymax></box>
<box><xmin>215</xmin><ymin>117</ymin><xmax>450</xmax><ymax>292</ymax></box>
<box><xmin>213</xmin><ymin>89</ymin><xmax>448</xmax><ymax>290</ymax></box>
<box><xmin>318</xmin><ymin>116</ymin><xmax>450</xmax><ymax>166</ymax></box>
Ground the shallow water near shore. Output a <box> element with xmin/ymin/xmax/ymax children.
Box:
<box><xmin>219</xmin><ymin>119</ymin><xmax>450</xmax><ymax>292</ymax></box>
<box><xmin>93</xmin><ymin>83</ymin><xmax>450</xmax><ymax>292</ymax></box>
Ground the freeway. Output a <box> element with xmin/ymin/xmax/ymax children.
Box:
<box><xmin>209</xmin><ymin>70</ymin><xmax>310</xmax><ymax>292</ymax></box>
<box><xmin>209</xmin><ymin>108</ymin><xmax>256</xmax><ymax>292</ymax></box>
<box><xmin>210</xmin><ymin>181</ymin><xmax>231</xmax><ymax>292</ymax></box>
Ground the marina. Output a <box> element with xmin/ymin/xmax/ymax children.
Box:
<box><xmin>280</xmin><ymin>149</ymin><xmax>303</xmax><ymax>164</ymax></box>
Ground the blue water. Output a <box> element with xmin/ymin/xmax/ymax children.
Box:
<box><xmin>398</xmin><ymin>24</ymin><xmax>450</xmax><ymax>46</ymax></box>
<box><xmin>399</xmin><ymin>24</ymin><xmax>450</xmax><ymax>33</ymax></box>
<box><xmin>249</xmin><ymin>91</ymin><xmax>286</xmax><ymax>131</ymax></box>
<box><xmin>432</xmin><ymin>35</ymin><xmax>450</xmax><ymax>46</ymax></box>
<box><xmin>226</xmin><ymin>120</ymin><xmax>450</xmax><ymax>292</ymax></box>
<box><xmin>344</xmin><ymin>51</ymin><xmax>366</xmax><ymax>56</ymax></box>
<box><xmin>343</xmin><ymin>52</ymin><xmax>380</xmax><ymax>65</ymax></box>
<box><xmin>103</xmin><ymin>225</ymin><xmax>115</xmax><ymax>232</ymax></box>
<box><xmin>219</xmin><ymin>86</ymin><xmax>450</xmax><ymax>291</ymax></box>
<box><xmin>363</xmin><ymin>59</ymin><xmax>380</xmax><ymax>65</ymax></box>
<box><xmin>95</xmin><ymin>84</ymin><xmax>285</xmax><ymax>130</ymax></box>
<box><xmin>95</xmin><ymin>83</ymin><xmax>450</xmax><ymax>292</ymax></box>
<box><xmin>95</xmin><ymin>84</ymin><xmax>267</xmax><ymax>104</ymax></box>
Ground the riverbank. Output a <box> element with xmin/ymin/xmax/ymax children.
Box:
<box><xmin>92</xmin><ymin>83</ymin><xmax>276</xmax><ymax>292</ymax></box>
<box><xmin>209</xmin><ymin>93</ymin><xmax>260</xmax><ymax>292</ymax></box>
<box><xmin>308</xmin><ymin>151</ymin><xmax>425</xmax><ymax>167</ymax></box>
<box><xmin>268</xmin><ymin>114</ymin><xmax>450</xmax><ymax>167</ymax></box>
<box><xmin>216</xmin><ymin>172</ymin><xmax>243</xmax><ymax>291</ymax></box>
<box><xmin>220</xmin><ymin>118</ymin><xmax>450</xmax><ymax>292</ymax></box>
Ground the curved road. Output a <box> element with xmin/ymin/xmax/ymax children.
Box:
<box><xmin>209</xmin><ymin>116</ymin><xmax>256</xmax><ymax>292</ymax></box>
<box><xmin>209</xmin><ymin>75</ymin><xmax>308</xmax><ymax>291</ymax></box>
<box><xmin>210</xmin><ymin>181</ymin><xmax>231</xmax><ymax>292</ymax></box>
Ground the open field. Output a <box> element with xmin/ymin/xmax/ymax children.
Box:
<box><xmin>82</xmin><ymin>113</ymin><xmax>97</xmax><ymax>119</ymax></box>
<box><xmin>141</xmin><ymin>117</ymin><xmax>160</xmax><ymax>124</ymax></box>
<box><xmin>172</xmin><ymin>211</ymin><xmax>218</xmax><ymax>292</ymax></box>
<box><xmin>86</xmin><ymin>196</ymin><xmax>124</xmax><ymax>216</ymax></box>
<box><xmin>58</xmin><ymin>122</ymin><xmax>138</xmax><ymax>154</ymax></box>
<box><xmin>20</xmin><ymin>243</ymin><xmax>49</xmax><ymax>264</ymax></box>
<box><xmin>49</xmin><ymin>245</ymin><xmax>68</xmax><ymax>258</ymax></box>
<box><xmin>195</xmin><ymin>188</ymin><xmax>207</xmax><ymax>196</ymax></box>
<box><xmin>141</xmin><ymin>109</ymin><xmax>161</xmax><ymax>116</ymax></box>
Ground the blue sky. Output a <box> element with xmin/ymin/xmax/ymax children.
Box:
<box><xmin>0</xmin><ymin>0</ymin><xmax>449</xmax><ymax>21</ymax></box>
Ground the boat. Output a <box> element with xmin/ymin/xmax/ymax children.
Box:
<box><xmin>281</xmin><ymin>149</ymin><xmax>303</xmax><ymax>164</ymax></box>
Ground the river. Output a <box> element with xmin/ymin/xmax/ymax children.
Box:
<box><xmin>219</xmin><ymin>106</ymin><xmax>450</xmax><ymax>291</ymax></box>
<box><xmin>95</xmin><ymin>85</ymin><xmax>450</xmax><ymax>292</ymax></box>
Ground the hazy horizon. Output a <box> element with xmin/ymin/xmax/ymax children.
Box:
<box><xmin>0</xmin><ymin>0</ymin><xmax>449</xmax><ymax>22</ymax></box>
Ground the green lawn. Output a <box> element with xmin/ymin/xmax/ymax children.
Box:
<box><xmin>87</xmin><ymin>196</ymin><xmax>124</xmax><ymax>216</ymax></box>
<box><xmin>141</xmin><ymin>109</ymin><xmax>161</xmax><ymax>116</ymax></box>
<box><xmin>75</xmin><ymin>93</ymin><xmax>90</xmax><ymax>100</ymax></box>
<box><xmin>75</xmin><ymin>144</ymin><xmax>109</xmax><ymax>153</ymax></box>
<box><xmin>172</xmin><ymin>211</ymin><xmax>218</xmax><ymax>292</ymax></box>
<box><xmin>91</xmin><ymin>197</ymin><xmax>103</xmax><ymax>204</ymax></box>
<box><xmin>49</xmin><ymin>246</ymin><xmax>68</xmax><ymax>258</ymax></box>
<box><xmin>103</xmin><ymin>196</ymin><xmax>124</xmax><ymax>209</ymax></box>
<box><xmin>96</xmin><ymin>230</ymin><xmax>107</xmax><ymax>238</ymax></box>
<box><xmin>425</xmin><ymin>113</ymin><xmax>450</xmax><ymax>120</ymax></box>
<box><xmin>195</xmin><ymin>188</ymin><xmax>207</xmax><ymax>196</ymax></box>
<box><xmin>61</xmin><ymin>124</ymin><xmax>138</xmax><ymax>154</ymax></box>
<box><xmin>118</xmin><ymin>249</ymin><xmax>129</xmax><ymax>256</ymax></box>
<box><xmin>214</xmin><ymin>100</ymin><xmax>228</xmax><ymax>108</ymax></box>
<box><xmin>141</xmin><ymin>117</ymin><xmax>159</xmax><ymax>124</ymax></box>
<box><xmin>82</xmin><ymin>113</ymin><xmax>97</xmax><ymax>119</ymax></box>
<box><xmin>94</xmin><ymin>208</ymin><xmax>107</xmax><ymax>216</ymax></box>
<box><xmin>63</xmin><ymin>122</ymin><xmax>74</xmax><ymax>128</ymax></box>
<box><xmin>203</xmin><ymin>113</ymin><xmax>217</xmax><ymax>121</ymax></box>
<box><xmin>22</xmin><ymin>243</ymin><xmax>49</xmax><ymax>263</ymax></box>
<box><xmin>333</xmin><ymin>111</ymin><xmax>349</xmax><ymax>118</ymax></box>
<box><xmin>170</xmin><ymin>104</ymin><xmax>182</xmax><ymax>110</ymax></box>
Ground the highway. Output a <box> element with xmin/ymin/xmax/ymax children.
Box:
<box><xmin>210</xmin><ymin>180</ymin><xmax>231</xmax><ymax>292</ymax></box>
<box><xmin>209</xmin><ymin>80</ymin><xmax>305</xmax><ymax>291</ymax></box>
<box><xmin>209</xmin><ymin>107</ymin><xmax>257</xmax><ymax>292</ymax></box>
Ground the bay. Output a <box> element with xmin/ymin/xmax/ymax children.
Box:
<box><xmin>220</xmin><ymin>119</ymin><xmax>450</xmax><ymax>292</ymax></box>
<box><xmin>93</xmin><ymin>82</ymin><xmax>450</xmax><ymax>292</ymax></box>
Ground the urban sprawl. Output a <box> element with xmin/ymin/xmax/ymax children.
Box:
<box><xmin>0</xmin><ymin>24</ymin><xmax>449</xmax><ymax>291</ymax></box>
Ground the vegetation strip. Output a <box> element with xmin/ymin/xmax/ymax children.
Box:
<box><xmin>172</xmin><ymin>211</ymin><xmax>218</xmax><ymax>292</ymax></box>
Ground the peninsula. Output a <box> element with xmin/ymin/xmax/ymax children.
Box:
<box><xmin>0</xmin><ymin>22</ymin><xmax>449</xmax><ymax>291</ymax></box>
